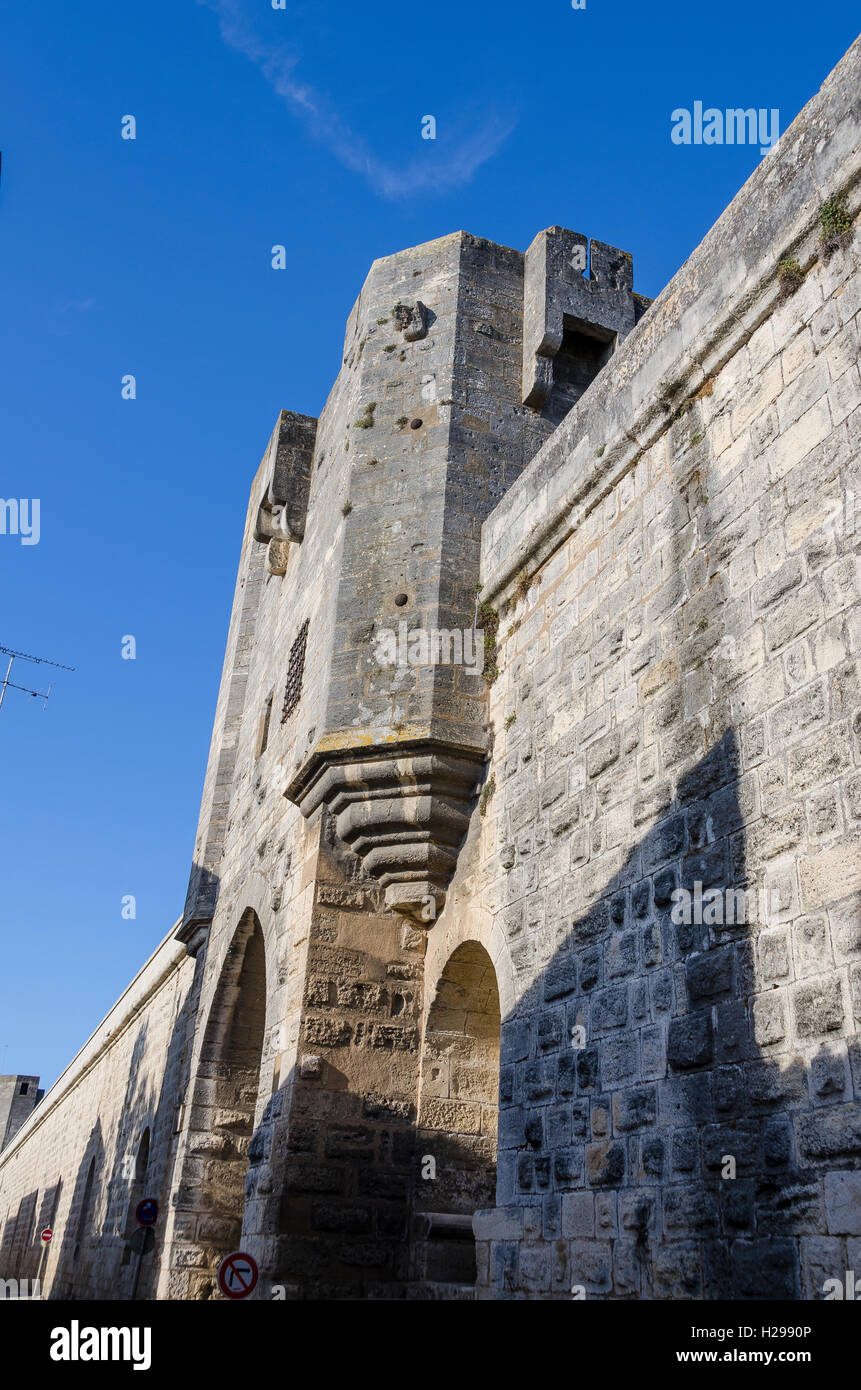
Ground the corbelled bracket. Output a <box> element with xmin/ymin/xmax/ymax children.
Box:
<box><xmin>285</xmin><ymin>745</ymin><xmax>486</xmax><ymax>923</ymax></box>
<box><xmin>393</xmin><ymin>300</ymin><xmax>428</xmax><ymax>342</ymax></box>
<box><xmin>254</xmin><ymin>410</ymin><xmax>318</xmax><ymax>575</ymax></box>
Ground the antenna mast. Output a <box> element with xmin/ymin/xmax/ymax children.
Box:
<box><xmin>0</xmin><ymin>645</ymin><xmax>75</xmax><ymax>713</ymax></box>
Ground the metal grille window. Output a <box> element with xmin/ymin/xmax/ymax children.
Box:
<box><xmin>281</xmin><ymin>619</ymin><xmax>309</xmax><ymax>723</ymax></box>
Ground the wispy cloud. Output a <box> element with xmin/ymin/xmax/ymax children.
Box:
<box><xmin>49</xmin><ymin>296</ymin><xmax>95</xmax><ymax>337</ymax></box>
<box><xmin>198</xmin><ymin>0</ymin><xmax>515</xmax><ymax>199</ymax></box>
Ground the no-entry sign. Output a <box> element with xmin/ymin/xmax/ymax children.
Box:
<box><xmin>136</xmin><ymin>1198</ymin><xmax>158</xmax><ymax>1226</ymax></box>
<box><xmin>217</xmin><ymin>1251</ymin><xmax>259</xmax><ymax>1300</ymax></box>
<box><xmin>40</xmin><ymin>1227</ymin><xmax>52</xmax><ymax>1244</ymax></box>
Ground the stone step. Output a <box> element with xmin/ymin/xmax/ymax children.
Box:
<box><xmin>405</xmin><ymin>1282</ymin><xmax>477</xmax><ymax>1301</ymax></box>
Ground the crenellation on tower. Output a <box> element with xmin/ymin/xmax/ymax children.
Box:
<box><xmin>521</xmin><ymin>226</ymin><xmax>651</xmax><ymax>415</ymax></box>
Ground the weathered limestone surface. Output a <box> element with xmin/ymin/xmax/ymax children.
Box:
<box><xmin>0</xmin><ymin>35</ymin><xmax>858</xmax><ymax>1302</ymax></box>
<box><xmin>0</xmin><ymin>926</ymin><xmax>200</xmax><ymax>1298</ymax></box>
<box><xmin>466</xmin><ymin>38</ymin><xmax>861</xmax><ymax>1298</ymax></box>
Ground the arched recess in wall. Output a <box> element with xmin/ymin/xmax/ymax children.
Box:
<box><xmin>36</xmin><ymin>1177</ymin><xmax>63</xmax><ymax>1284</ymax></box>
<box><xmin>73</xmin><ymin>1157</ymin><xmax>96</xmax><ymax>1263</ymax></box>
<box><xmin>186</xmin><ymin>909</ymin><xmax>267</xmax><ymax>1298</ymax></box>
<box><xmin>413</xmin><ymin>940</ymin><xmax>501</xmax><ymax>1290</ymax></box>
<box><xmin>121</xmin><ymin>1127</ymin><xmax>151</xmax><ymax>1272</ymax></box>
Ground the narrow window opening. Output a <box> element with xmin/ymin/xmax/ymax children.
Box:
<box><xmin>257</xmin><ymin>692</ymin><xmax>274</xmax><ymax>757</ymax></box>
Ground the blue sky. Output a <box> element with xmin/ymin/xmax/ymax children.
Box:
<box><xmin>1</xmin><ymin>0</ymin><xmax>858</xmax><ymax>1088</ymax></box>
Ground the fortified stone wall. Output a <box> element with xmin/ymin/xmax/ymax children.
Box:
<box><xmin>0</xmin><ymin>925</ymin><xmax>200</xmax><ymax>1299</ymax></box>
<box><xmin>463</xmin><ymin>38</ymin><xmax>861</xmax><ymax>1298</ymax></box>
<box><xmin>0</xmin><ymin>34</ymin><xmax>857</xmax><ymax>1305</ymax></box>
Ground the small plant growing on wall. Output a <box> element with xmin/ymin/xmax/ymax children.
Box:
<box><xmin>480</xmin><ymin>602</ymin><xmax>500</xmax><ymax>684</ymax></box>
<box><xmin>777</xmin><ymin>257</ymin><xmax>805</xmax><ymax>298</ymax></box>
<box><xmin>355</xmin><ymin>402</ymin><xmax>376</xmax><ymax>429</ymax></box>
<box><xmin>479</xmin><ymin>773</ymin><xmax>496</xmax><ymax>817</ymax></box>
<box><xmin>819</xmin><ymin>194</ymin><xmax>853</xmax><ymax>257</ymax></box>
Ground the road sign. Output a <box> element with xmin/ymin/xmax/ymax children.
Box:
<box><xmin>130</xmin><ymin>1227</ymin><xmax>155</xmax><ymax>1255</ymax></box>
<box><xmin>40</xmin><ymin>1228</ymin><xmax>52</xmax><ymax>1244</ymax></box>
<box><xmin>135</xmin><ymin>1198</ymin><xmax>158</xmax><ymax>1226</ymax></box>
<box><xmin>217</xmin><ymin>1251</ymin><xmax>259</xmax><ymax>1300</ymax></box>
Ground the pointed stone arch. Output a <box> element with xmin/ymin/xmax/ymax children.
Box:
<box><xmin>177</xmin><ymin>910</ymin><xmax>268</xmax><ymax>1298</ymax></box>
<box><xmin>122</xmin><ymin>1126</ymin><xmax>151</xmax><ymax>1239</ymax></box>
<box><xmin>73</xmin><ymin>1157</ymin><xmax>97</xmax><ymax>1264</ymax></box>
<box><xmin>413</xmin><ymin>940</ymin><xmax>501</xmax><ymax>1291</ymax></box>
<box><xmin>120</xmin><ymin>1126</ymin><xmax>153</xmax><ymax>1296</ymax></box>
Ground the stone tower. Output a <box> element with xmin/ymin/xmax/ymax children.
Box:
<box><xmin>167</xmin><ymin>227</ymin><xmax>648</xmax><ymax>1296</ymax></box>
<box><xmin>0</xmin><ymin>1076</ymin><xmax>41</xmax><ymax>1151</ymax></box>
<box><xmin>183</xmin><ymin>228</ymin><xmax>648</xmax><ymax>934</ymax></box>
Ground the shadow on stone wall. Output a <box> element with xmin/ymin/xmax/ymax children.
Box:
<box><xmin>0</xmin><ymin>939</ymin><xmax>203</xmax><ymax>1301</ymax></box>
<box><xmin>239</xmin><ymin>1061</ymin><xmax>497</xmax><ymax>1301</ymax></box>
<box><xmin>480</xmin><ymin>357</ymin><xmax>861</xmax><ymax>1298</ymax></box>
<box><xmin>4</xmin><ymin>755</ymin><xmax>857</xmax><ymax>1302</ymax></box>
<box><xmin>489</xmin><ymin>709</ymin><xmax>860</xmax><ymax>1300</ymax></box>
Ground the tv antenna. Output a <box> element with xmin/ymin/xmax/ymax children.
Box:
<box><xmin>0</xmin><ymin>645</ymin><xmax>75</xmax><ymax>714</ymax></box>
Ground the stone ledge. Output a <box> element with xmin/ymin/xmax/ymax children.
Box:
<box><xmin>472</xmin><ymin>1206</ymin><xmax>524</xmax><ymax>1242</ymax></box>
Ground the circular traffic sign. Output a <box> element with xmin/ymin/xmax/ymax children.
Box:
<box><xmin>40</xmin><ymin>1227</ymin><xmax>52</xmax><ymax>1244</ymax></box>
<box><xmin>217</xmin><ymin>1251</ymin><xmax>259</xmax><ymax>1300</ymax></box>
<box><xmin>135</xmin><ymin>1198</ymin><xmax>158</xmax><ymax>1227</ymax></box>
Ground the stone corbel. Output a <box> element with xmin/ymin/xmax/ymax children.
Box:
<box><xmin>254</xmin><ymin>410</ymin><xmax>318</xmax><ymax>575</ymax></box>
<box><xmin>393</xmin><ymin>301</ymin><xmax>429</xmax><ymax>342</ymax></box>
<box><xmin>285</xmin><ymin>744</ymin><xmax>486</xmax><ymax>922</ymax></box>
